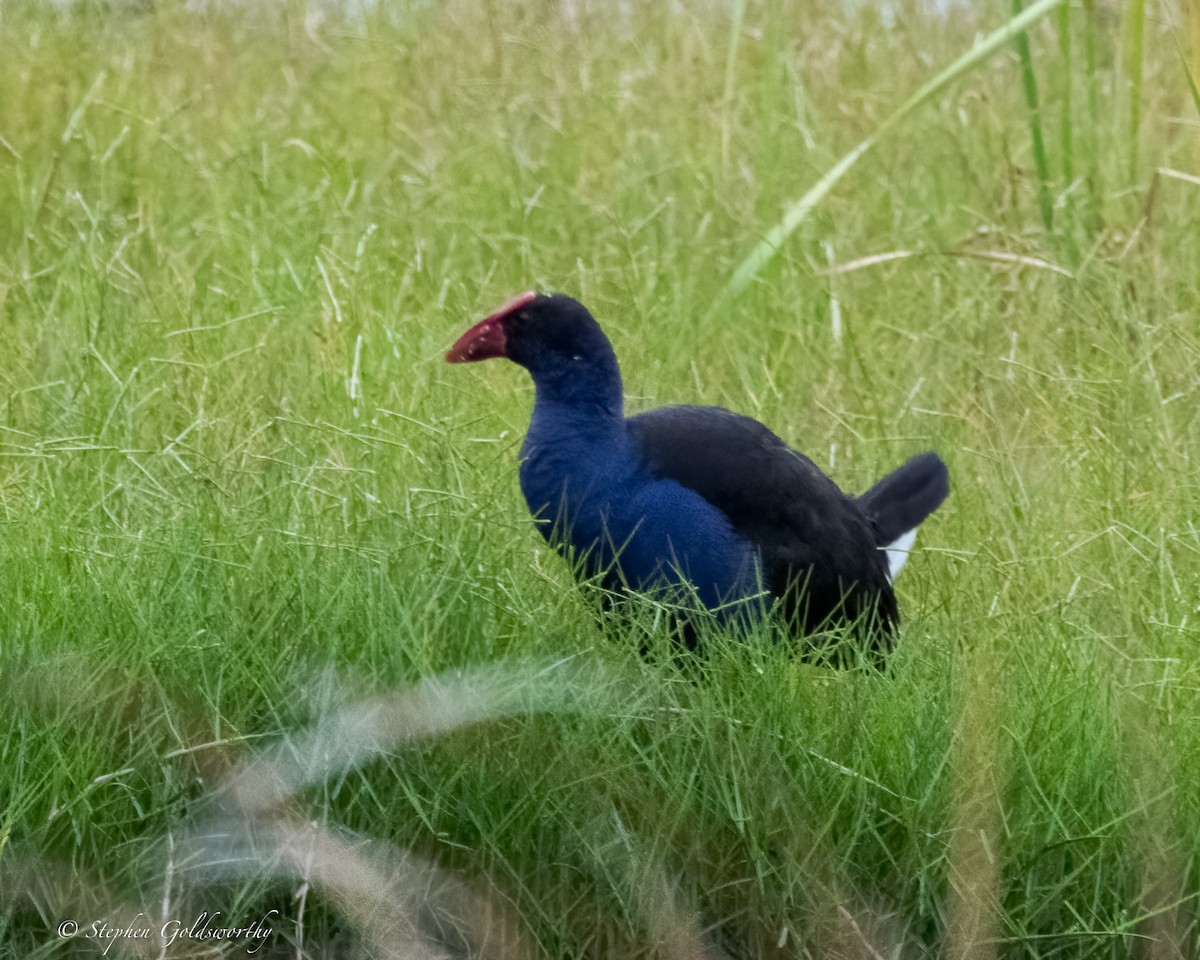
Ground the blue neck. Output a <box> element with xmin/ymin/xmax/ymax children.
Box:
<box><xmin>525</xmin><ymin>349</ymin><xmax>624</xmax><ymax>420</ymax></box>
<box><xmin>521</xmin><ymin>394</ymin><xmax>632</xmax><ymax>501</ymax></box>
<box><xmin>518</xmin><ymin>362</ymin><xmax>633</xmax><ymax>569</ymax></box>
<box><xmin>523</xmin><ymin>348</ymin><xmax>628</xmax><ymax>473</ymax></box>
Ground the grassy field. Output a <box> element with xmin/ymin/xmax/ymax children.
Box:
<box><xmin>1</xmin><ymin>0</ymin><xmax>1199</xmax><ymax>956</ymax></box>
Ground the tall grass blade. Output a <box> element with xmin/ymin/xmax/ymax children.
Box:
<box><xmin>720</xmin><ymin>0</ymin><xmax>748</xmax><ymax>171</ymax></box>
<box><xmin>1124</xmin><ymin>0</ymin><xmax>1147</xmax><ymax>181</ymax></box>
<box><xmin>1191</xmin><ymin>0</ymin><xmax>1200</xmax><ymax>122</ymax></box>
<box><xmin>1081</xmin><ymin>0</ymin><xmax>1103</xmax><ymax>228</ymax></box>
<box><xmin>1012</xmin><ymin>0</ymin><xmax>1055</xmax><ymax>234</ymax></box>
<box><xmin>944</xmin><ymin>662</ymin><xmax>1004</xmax><ymax>960</ymax></box>
<box><xmin>193</xmin><ymin>819</ymin><xmax>537</xmax><ymax>960</ymax></box>
<box><xmin>221</xmin><ymin>657</ymin><xmax>627</xmax><ymax>814</ymax></box>
<box><xmin>1057</xmin><ymin>1</ymin><xmax>1075</xmax><ymax>190</ymax></box>
<box><xmin>718</xmin><ymin>0</ymin><xmax>1066</xmax><ymax>305</ymax></box>
<box><xmin>1176</xmin><ymin>34</ymin><xmax>1200</xmax><ymax>122</ymax></box>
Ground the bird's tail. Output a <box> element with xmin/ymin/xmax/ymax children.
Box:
<box><xmin>857</xmin><ymin>452</ymin><xmax>949</xmax><ymax>580</ymax></box>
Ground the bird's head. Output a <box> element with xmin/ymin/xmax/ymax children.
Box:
<box><xmin>446</xmin><ymin>292</ymin><xmax>621</xmax><ymax>399</ymax></box>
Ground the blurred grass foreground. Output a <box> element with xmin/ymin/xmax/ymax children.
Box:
<box><xmin>1</xmin><ymin>0</ymin><xmax>1199</xmax><ymax>956</ymax></box>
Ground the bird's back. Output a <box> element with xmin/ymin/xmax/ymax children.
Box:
<box><xmin>628</xmin><ymin>405</ymin><xmax>897</xmax><ymax>646</ymax></box>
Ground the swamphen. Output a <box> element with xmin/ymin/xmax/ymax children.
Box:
<box><xmin>447</xmin><ymin>291</ymin><xmax>948</xmax><ymax>659</ymax></box>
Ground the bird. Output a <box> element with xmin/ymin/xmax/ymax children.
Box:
<box><xmin>446</xmin><ymin>291</ymin><xmax>948</xmax><ymax>661</ymax></box>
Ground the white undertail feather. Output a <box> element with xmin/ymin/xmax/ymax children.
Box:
<box><xmin>884</xmin><ymin>528</ymin><xmax>918</xmax><ymax>582</ymax></box>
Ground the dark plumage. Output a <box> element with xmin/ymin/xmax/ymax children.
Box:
<box><xmin>447</xmin><ymin>292</ymin><xmax>948</xmax><ymax>660</ymax></box>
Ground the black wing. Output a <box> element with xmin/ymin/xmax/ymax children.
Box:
<box><xmin>627</xmin><ymin>404</ymin><xmax>896</xmax><ymax>645</ymax></box>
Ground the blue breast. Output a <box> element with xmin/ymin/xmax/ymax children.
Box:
<box><xmin>518</xmin><ymin>406</ymin><xmax>761</xmax><ymax>622</ymax></box>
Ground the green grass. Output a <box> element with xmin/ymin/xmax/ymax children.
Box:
<box><xmin>1</xmin><ymin>0</ymin><xmax>1199</xmax><ymax>957</ymax></box>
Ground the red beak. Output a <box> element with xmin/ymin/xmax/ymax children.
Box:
<box><xmin>445</xmin><ymin>291</ymin><xmax>538</xmax><ymax>363</ymax></box>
